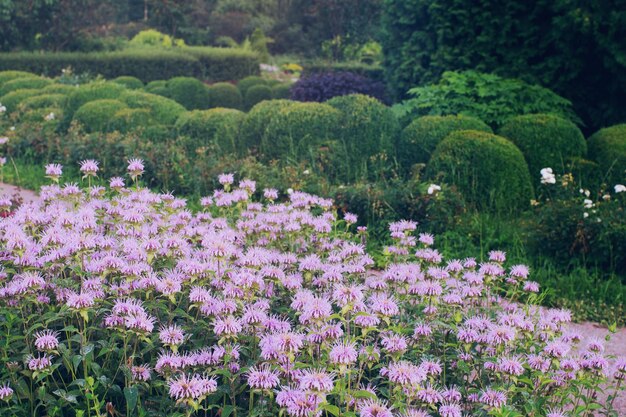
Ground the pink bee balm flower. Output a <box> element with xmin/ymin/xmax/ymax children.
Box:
<box><xmin>127</xmin><ymin>158</ymin><xmax>145</xmax><ymax>177</ymax></box>
<box><xmin>359</xmin><ymin>399</ymin><xmax>393</xmax><ymax>417</ymax></box>
<box><xmin>34</xmin><ymin>330</ymin><xmax>60</xmax><ymax>351</ymax></box>
<box><xmin>79</xmin><ymin>159</ymin><xmax>99</xmax><ymax>176</ymax></box>
<box><xmin>45</xmin><ymin>163</ymin><xmax>63</xmax><ymax>180</ymax></box>
<box><xmin>28</xmin><ymin>354</ymin><xmax>52</xmax><ymax>370</ymax></box>
<box><xmin>168</xmin><ymin>373</ymin><xmax>217</xmax><ymax>401</ymax></box>
<box><xmin>299</xmin><ymin>369</ymin><xmax>335</xmax><ymax>392</ymax></box>
<box><xmin>218</xmin><ymin>173</ymin><xmax>234</xmax><ymax>185</ymax></box>
<box><xmin>131</xmin><ymin>364</ymin><xmax>152</xmax><ymax>381</ymax></box>
<box><xmin>329</xmin><ymin>340</ymin><xmax>358</xmax><ymax>365</ymax></box>
<box><xmin>0</xmin><ymin>384</ymin><xmax>13</xmax><ymax>401</ymax></box>
<box><xmin>479</xmin><ymin>388</ymin><xmax>507</xmax><ymax>408</ymax></box>
<box><xmin>159</xmin><ymin>324</ymin><xmax>185</xmax><ymax>347</ymax></box>
<box><xmin>247</xmin><ymin>364</ymin><xmax>280</xmax><ymax>390</ymax></box>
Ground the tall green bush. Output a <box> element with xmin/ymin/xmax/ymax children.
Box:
<box><xmin>63</xmin><ymin>82</ymin><xmax>128</xmax><ymax>126</ymax></box>
<box><xmin>244</xmin><ymin>85</ymin><xmax>273</xmax><ymax>110</ymax></box>
<box><xmin>499</xmin><ymin>114</ymin><xmax>587</xmax><ymax>184</ymax></box>
<box><xmin>427</xmin><ymin>130</ymin><xmax>533</xmax><ymax>212</ymax></box>
<box><xmin>19</xmin><ymin>94</ymin><xmax>67</xmax><ymax>111</ymax></box>
<box><xmin>237</xmin><ymin>76</ymin><xmax>267</xmax><ymax>96</ymax></box>
<box><xmin>165</xmin><ymin>77</ymin><xmax>210</xmax><ymax>110</ymax></box>
<box><xmin>0</xmin><ymin>70</ymin><xmax>37</xmax><ymax>86</ymax></box>
<box><xmin>0</xmin><ymin>89</ymin><xmax>41</xmax><ymax>113</ymax></box>
<box><xmin>175</xmin><ymin>108</ymin><xmax>245</xmax><ymax>155</ymax></box>
<box><xmin>73</xmin><ymin>99</ymin><xmax>129</xmax><ymax>133</ymax></box>
<box><xmin>399</xmin><ymin>114</ymin><xmax>492</xmax><ymax>169</ymax></box>
<box><xmin>587</xmin><ymin>125</ymin><xmax>626</xmax><ymax>185</ymax></box>
<box><xmin>119</xmin><ymin>90</ymin><xmax>186</xmax><ymax>125</ymax></box>
<box><xmin>112</xmin><ymin>76</ymin><xmax>144</xmax><ymax>90</ymax></box>
<box><xmin>239</xmin><ymin>100</ymin><xmax>297</xmax><ymax>154</ymax></box>
<box><xmin>208</xmin><ymin>82</ymin><xmax>243</xmax><ymax>110</ymax></box>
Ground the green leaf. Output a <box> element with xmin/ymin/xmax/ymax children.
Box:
<box><xmin>221</xmin><ymin>404</ymin><xmax>235</xmax><ymax>417</ymax></box>
<box><xmin>124</xmin><ymin>386</ymin><xmax>139</xmax><ymax>412</ymax></box>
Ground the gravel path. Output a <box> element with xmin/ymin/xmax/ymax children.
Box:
<box><xmin>1</xmin><ymin>182</ymin><xmax>625</xmax><ymax>413</ymax></box>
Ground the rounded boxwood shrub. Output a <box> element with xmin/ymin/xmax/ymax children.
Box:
<box><xmin>20</xmin><ymin>106</ymin><xmax>63</xmax><ymax>124</ymax></box>
<box><xmin>240</xmin><ymin>99</ymin><xmax>297</xmax><ymax>153</ymax></box>
<box><xmin>208</xmin><ymin>82</ymin><xmax>243</xmax><ymax>110</ymax></box>
<box><xmin>237</xmin><ymin>76</ymin><xmax>267</xmax><ymax>95</ymax></box>
<box><xmin>587</xmin><ymin>124</ymin><xmax>626</xmax><ymax>184</ymax></box>
<box><xmin>326</xmin><ymin>94</ymin><xmax>400</xmax><ymax>181</ymax></box>
<box><xmin>113</xmin><ymin>76</ymin><xmax>144</xmax><ymax>90</ymax></box>
<box><xmin>119</xmin><ymin>90</ymin><xmax>186</xmax><ymax>125</ymax></box>
<box><xmin>0</xmin><ymin>70</ymin><xmax>38</xmax><ymax>86</ymax></box>
<box><xmin>260</xmin><ymin>102</ymin><xmax>341</xmax><ymax>163</ymax></box>
<box><xmin>0</xmin><ymin>89</ymin><xmax>41</xmax><ymax>113</ymax></box>
<box><xmin>165</xmin><ymin>77</ymin><xmax>210</xmax><ymax>110</ymax></box>
<box><xmin>73</xmin><ymin>99</ymin><xmax>129</xmax><ymax>133</ymax></box>
<box><xmin>399</xmin><ymin>115</ymin><xmax>492</xmax><ymax>169</ymax></box>
<box><xmin>271</xmin><ymin>83</ymin><xmax>292</xmax><ymax>99</ymax></box>
<box><xmin>566</xmin><ymin>157</ymin><xmax>603</xmax><ymax>189</ymax></box>
<box><xmin>42</xmin><ymin>84</ymin><xmax>77</xmax><ymax>95</ymax></box>
<box><xmin>245</xmin><ymin>84</ymin><xmax>273</xmax><ymax>110</ymax></box>
<box><xmin>109</xmin><ymin>108</ymin><xmax>154</xmax><ymax>133</ymax></box>
<box><xmin>64</xmin><ymin>82</ymin><xmax>128</xmax><ymax>125</ymax></box>
<box><xmin>18</xmin><ymin>93</ymin><xmax>67</xmax><ymax>111</ymax></box>
<box><xmin>0</xmin><ymin>77</ymin><xmax>52</xmax><ymax>96</ymax></box>
<box><xmin>427</xmin><ymin>130</ymin><xmax>533</xmax><ymax>212</ymax></box>
<box><xmin>145</xmin><ymin>80</ymin><xmax>167</xmax><ymax>92</ymax></box>
<box><xmin>499</xmin><ymin>114</ymin><xmax>587</xmax><ymax>184</ymax></box>
<box><xmin>175</xmin><ymin>108</ymin><xmax>245</xmax><ymax>155</ymax></box>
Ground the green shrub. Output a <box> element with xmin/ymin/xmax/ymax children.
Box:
<box><xmin>63</xmin><ymin>82</ymin><xmax>128</xmax><ymax>126</ymax></box>
<box><xmin>499</xmin><ymin>114</ymin><xmax>587</xmax><ymax>185</ymax></box>
<box><xmin>73</xmin><ymin>99</ymin><xmax>129</xmax><ymax>132</ymax></box>
<box><xmin>18</xmin><ymin>93</ymin><xmax>67</xmax><ymax>111</ymax></box>
<box><xmin>326</xmin><ymin>94</ymin><xmax>400</xmax><ymax>181</ymax></box>
<box><xmin>42</xmin><ymin>84</ymin><xmax>77</xmax><ymax>95</ymax></box>
<box><xmin>20</xmin><ymin>106</ymin><xmax>63</xmax><ymax>124</ymax></box>
<box><xmin>244</xmin><ymin>85</ymin><xmax>273</xmax><ymax>110</ymax></box>
<box><xmin>566</xmin><ymin>157</ymin><xmax>603</xmax><ymax>190</ymax></box>
<box><xmin>302</xmin><ymin>61</ymin><xmax>384</xmax><ymax>82</ymax></box>
<box><xmin>271</xmin><ymin>83</ymin><xmax>292</xmax><ymax>99</ymax></box>
<box><xmin>0</xmin><ymin>48</ymin><xmax>259</xmax><ymax>83</ymax></box>
<box><xmin>145</xmin><ymin>80</ymin><xmax>167</xmax><ymax>92</ymax></box>
<box><xmin>427</xmin><ymin>130</ymin><xmax>533</xmax><ymax>212</ymax></box>
<box><xmin>0</xmin><ymin>76</ymin><xmax>52</xmax><ymax>96</ymax></box>
<box><xmin>240</xmin><ymin>99</ymin><xmax>297</xmax><ymax>153</ymax></box>
<box><xmin>112</xmin><ymin>76</ymin><xmax>144</xmax><ymax>89</ymax></box>
<box><xmin>0</xmin><ymin>89</ymin><xmax>41</xmax><ymax>113</ymax></box>
<box><xmin>175</xmin><ymin>108</ymin><xmax>245</xmax><ymax>155</ymax></box>
<box><xmin>237</xmin><ymin>76</ymin><xmax>267</xmax><ymax>95</ymax></box>
<box><xmin>109</xmin><ymin>108</ymin><xmax>154</xmax><ymax>133</ymax></box>
<box><xmin>260</xmin><ymin>102</ymin><xmax>341</xmax><ymax>164</ymax></box>
<box><xmin>208</xmin><ymin>82</ymin><xmax>243</xmax><ymax>110</ymax></box>
<box><xmin>119</xmin><ymin>90</ymin><xmax>186</xmax><ymax>125</ymax></box>
<box><xmin>399</xmin><ymin>115</ymin><xmax>492</xmax><ymax>169</ymax></box>
<box><xmin>587</xmin><ymin>124</ymin><xmax>626</xmax><ymax>185</ymax></box>
<box><xmin>165</xmin><ymin>77</ymin><xmax>210</xmax><ymax>110</ymax></box>
<box><xmin>0</xmin><ymin>70</ymin><xmax>37</xmax><ymax>86</ymax></box>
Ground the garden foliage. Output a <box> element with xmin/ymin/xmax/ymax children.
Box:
<box><xmin>207</xmin><ymin>82</ymin><xmax>243</xmax><ymax>110</ymax></box>
<box><xmin>175</xmin><ymin>108</ymin><xmax>245</xmax><ymax>156</ymax></box>
<box><xmin>587</xmin><ymin>124</ymin><xmax>626</xmax><ymax>186</ymax></box>
<box><xmin>290</xmin><ymin>71</ymin><xmax>389</xmax><ymax>104</ymax></box>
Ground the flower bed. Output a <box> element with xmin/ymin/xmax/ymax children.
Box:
<box><xmin>0</xmin><ymin>160</ymin><xmax>624</xmax><ymax>417</ymax></box>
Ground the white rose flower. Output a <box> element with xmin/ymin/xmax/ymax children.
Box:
<box><xmin>615</xmin><ymin>184</ymin><xmax>626</xmax><ymax>193</ymax></box>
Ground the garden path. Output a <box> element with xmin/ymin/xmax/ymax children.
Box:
<box><xmin>0</xmin><ymin>182</ymin><xmax>625</xmax><ymax>413</ymax></box>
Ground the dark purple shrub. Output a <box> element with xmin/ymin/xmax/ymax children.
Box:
<box><xmin>290</xmin><ymin>71</ymin><xmax>390</xmax><ymax>104</ymax></box>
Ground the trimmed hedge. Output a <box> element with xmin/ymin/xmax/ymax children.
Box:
<box><xmin>19</xmin><ymin>93</ymin><xmax>67</xmax><ymax>111</ymax></box>
<box><xmin>73</xmin><ymin>99</ymin><xmax>129</xmax><ymax>132</ymax></box>
<box><xmin>499</xmin><ymin>114</ymin><xmax>587</xmax><ymax>184</ymax></box>
<box><xmin>260</xmin><ymin>102</ymin><xmax>342</xmax><ymax>163</ymax></box>
<box><xmin>145</xmin><ymin>80</ymin><xmax>167</xmax><ymax>91</ymax></box>
<box><xmin>175</xmin><ymin>108</ymin><xmax>245</xmax><ymax>155</ymax></box>
<box><xmin>302</xmin><ymin>61</ymin><xmax>384</xmax><ymax>82</ymax></box>
<box><xmin>0</xmin><ymin>89</ymin><xmax>41</xmax><ymax>113</ymax></box>
<box><xmin>399</xmin><ymin>115</ymin><xmax>492</xmax><ymax>168</ymax></box>
<box><xmin>119</xmin><ymin>90</ymin><xmax>186</xmax><ymax>126</ymax></box>
<box><xmin>427</xmin><ymin>130</ymin><xmax>533</xmax><ymax>212</ymax></box>
<box><xmin>0</xmin><ymin>70</ymin><xmax>38</xmax><ymax>86</ymax></box>
<box><xmin>587</xmin><ymin>124</ymin><xmax>626</xmax><ymax>184</ymax></box>
<box><xmin>19</xmin><ymin>107</ymin><xmax>63</xmax><ymax>124</ymax></box>
<box><xmin>0</xmin><ymin>76</ymin><xmax>52</xmax><ymax>96</ymax></box>
<box><xmin>326</xmin><ymin>94</ymin><xmax>400</xmax><ymax>181</ymax></box>
<box><xmin>109</xmin><ymin>108</ymin><xmax>154</xmax><ymax>133</ymax></box>
<box><xmin>271</xmin><ymin>83</ymin><xmax>292</xmax><ymax>99</ymax></box>
<box><xmin>239</xmin><ymin>99</ymin><xmax>297</xmax><ymax>153</ymax></box>
<box><xmin>0</xmin><ymin>47</ymin><xmax>260</xmax><ymax>83</ymax></box>
<box><xmin>42</xmin><ymin>84</ymin><xmax>77</xmax><ymax>95</ymax></box>
<box><xmin>113</xmin><ymin>76</ymin><xmax>144</xmax><ymax>90</ymax></box>
<box><xmin>244</xmin><ymin>85</ymin><xmax>273</xmax><ymax>110</ymax></box>
<box><xmin>165</xmin><ymin>77</ymin><xmax>210</xmax><ymax>110</ymax></box>
<box><xmin>208</xmin><ymin>82</ymin><xmax>243</xmax><ymax>110</ymax></box>
<box><xmin>237</xmin><ymin>76</ymin><xmax>267</xmax><ymax>96</ymax></box>
<box><xmin>63</xmin><ymin>82</ymin><xmax>128</xmax><ymax>125</ymax></box>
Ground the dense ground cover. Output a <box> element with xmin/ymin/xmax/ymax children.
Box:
<box><xmin>0</xmin><ymin>161</ymin><xmax>624</xmax><ymax>417</ymax></box>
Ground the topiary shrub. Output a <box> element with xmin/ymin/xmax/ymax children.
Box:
<box><xmin>112</xmin><ymin>76</ymin><xmax>144</xmax><ymax>90</ymax></box>
<box><xmin>73</xmin><ymin>99</ymin><xmax>129</xmax><ymax>133</ymax></box>
<box><xmin>0</xmin><ymin>70</ymin><xmax>38</xmax><ymax>86</ymax></box>
<box><xmin>244</xmin><ymin>84</ymin><xmax>273</xmax><ymax>110</ymax></box>
<box><xmin>566</xmin><ymin>157</ymin><xmax>603</xmax><ymax>190</ymax></box>
<box><xmin>271</xmin><ymin>83</ymin><xmax>292</xmax><ymax>99</ymax></box>
<box><xmin>325</xmin><ymin>94</ymin><xmax>400</xmax><ymax>182</ymax></box>
<box><xmin>109</xmin><ymin>108</ymin><xmax>154</xmax><ymax>133</ymax></box>
<box><xmin>587</xmin><ymin>124</ymin><xmax>626</xmax><ymax>185</ymax></box>
<box><xmin>119</xmin><ymin>90</ymin><xmax>186</xmax><ymax>125</ymax></box>
<box><xmin>0</xmin><ymin>76</ymin><xmax>52</xmax><ymax>96</ymax></box>
<box><xmin>239</xmin><ymin>99</ymin><xmax>297</xmax><ymax>154</ymax></box>
<box><xmin>145</xmin><ymin>80</ymin><xmax>167</xmax><ymax>92</ymax></box>
<box><xmin>427</xmin><ymin>130</ymin><xmax>533</xmax><ymax>212</ymax></box>
<box><xmin>260</xmin><ymin>102</ymin><xmax>341</xmax><ymax>164</ymax></box>
<box><xmin>499</xmin><ymin>114</ymin><xmax>587</xmax><ymax>185</ymax></box>
<box><xmin>63</xmin><ymin>82</ymin><xmax>128</xmax><ymax>127</ymax></box>
<box><xmin>18</xmin><ymin>93</ymin><xmax>67</xmax><ymax>111</ymax></box>
<box><xmin>175</xmin><ymin>108</ymin><xmax>245</xmax><ymax>155</ymax></box>
<box><xmin>20</xmin><ymin>106</ymin><xmax>63</xmax><ymax>124</ymax></box>
<box><xmin>399</xmin><ymin>115</ymin><xmax>492</xmax><ymax>169</ymax></box>
<box><xmin>0</xmin><ymin>89</ymin><xmax>41</xmax><ymax>113</ymax></box>
<box><xmin>290</xmin><ymin>71</ymin><xmax>389</xmax><ymax>104</ymax></box>
<box><xmin>165</xmin><ymin>76</ymin><xmax>210</xmax><ymax>110</ymax></box>
<box><xmin>237</xmin><ymin>76</ymin><xmax>267</xmax><ymax>96</ymax></box>
<box><xmin>42</xmin><ymin>84</ymin><xmax>77</xmax><ymax>95</ymax></box>
<box><xmin>208</xmin><ymin>82</ymin><xmax>243</xmax><ymax>110</ymax></box>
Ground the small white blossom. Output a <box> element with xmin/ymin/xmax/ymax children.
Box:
<box><xmin>540</xmin><ymin>168</ymin><xmax>556</xmax><ymax>184</ymax></box>
<box><xmin>615</xmin><ymin>184</ymin><xmax>626</xmax><ymax>193</ymax></box>
<box><xmin>427</xmin><ymin>184</ymin><xmax>442</xmax><ymax>195</ymax></box>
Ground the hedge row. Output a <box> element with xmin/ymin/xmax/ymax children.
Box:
<box><xmin>302</xmin><ymin>61</ymin><xmax>384</xmax><ymax>82</ymax></box>
<box><xmin>0</xmin><ymin>47</ymin><xmax>260</xmax><ymax>83</ymax></box>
